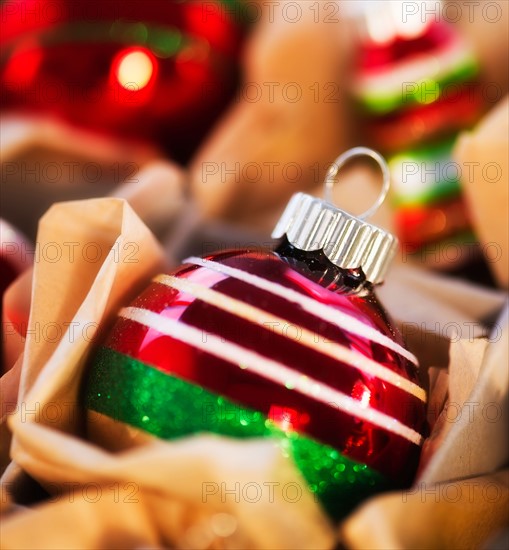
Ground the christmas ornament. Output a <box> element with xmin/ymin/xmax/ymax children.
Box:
<box><xmin>350</xmin><ymin>0</ymin><xmax>484</xmax><ymax>263</ymax></box>
<box><xmin>1</xmin><ymin>0</ymin><xmax>245</xmax><ymax>162</ymax></box>
<box><xmin>84</xmin><ymin>148</ymin><xmax>427</xmax><ymax>519</ymax></box>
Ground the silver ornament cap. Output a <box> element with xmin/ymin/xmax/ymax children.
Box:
<box><xmin>272</xmin><ymin>147</ymin><xmax>397</xmax><ymax>285</ymax></box>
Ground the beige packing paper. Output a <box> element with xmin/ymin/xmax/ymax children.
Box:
<box><xmin>454</xmin><ymin>96</ymin><xmax>509</xmax><ymax>288</ymax></box>
<box><xmin>0</xmin><ymin>114</ymin><xmax>188</xmax><ymax>241</ymax></box>
<box><xmin>0</xmin><ymin>198</ymin><xmax>333</xmax><ymax>549</ymax></box>
<box><xmin>340</xmin><ymin>469</ymin><xmax>509</xmax><ymax>550</ymax></box>
<box><xmin>0</xmin><ymin>115</ymin><xmax>158</xmax><ymax>241</ymax></box>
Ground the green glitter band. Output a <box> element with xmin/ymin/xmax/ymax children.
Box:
<box><xmin>84</xmin><ymin>347</ymin><xmax>391</xmax><ymax>518</ymax></box>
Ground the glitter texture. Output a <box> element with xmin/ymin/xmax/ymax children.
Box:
<box><xmin>85</xmin><ymin>347</ymin><xmax>390</xmax><ymax>518</ymax></box>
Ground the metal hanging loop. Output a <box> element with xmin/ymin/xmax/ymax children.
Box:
<box><xmin>324</xmin><ymin>147</ymin><xmax>391</xmax><ymax>220</ymax></box>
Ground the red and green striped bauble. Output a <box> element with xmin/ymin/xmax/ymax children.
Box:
<box><xmin>84</xmin><ymin>248</ymin><xmax>426</xmax><ymax>519</ymax></box>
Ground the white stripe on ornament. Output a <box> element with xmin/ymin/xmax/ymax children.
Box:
<box><xmin>119</xmin><ymin>306</ymin><xmax>424</xmax><ymax>446</ymax></box>
<box><xmin>184</xmin><ymin>256</ymin><xmax>419</xmax><ymax>366</ymax></box>
<box><xmin>155</xmin><ymin>274</ymin><xmax>426</xmax><ymax>402</ymax></box>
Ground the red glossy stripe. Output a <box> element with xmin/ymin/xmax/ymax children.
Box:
<box><xmin>125</xmin><ymin>279</ymin><xmax>424</xmax><ymax>420</ymax></box>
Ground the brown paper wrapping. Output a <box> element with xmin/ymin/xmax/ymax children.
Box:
<box><xmin>1</xmin><ymin>196</ymin><xmax>508</xmax><ymax>548</ymax></box>
<box><xmin>0</xmin><ymin>114</ymin><xmax>186</xmax><ymax>240</ymax></box>
<box><xmin>454</xmin><ymin>96</ymin><xmax>509</xmax><ymax>288</ymax></box>
<box><xmin>340</xmin><ymin>470</ymin><xmax>509</xmax><ymax>550</ymax></box>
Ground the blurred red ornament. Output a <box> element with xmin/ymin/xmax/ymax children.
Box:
<box><xmin>1</xmin><ymin>0</ymin><xmax>245</xmax><ymax>161</ymax></box>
